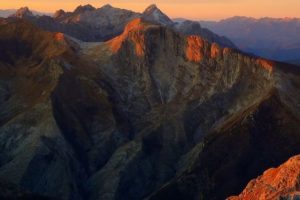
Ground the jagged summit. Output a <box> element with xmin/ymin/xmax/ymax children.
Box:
<box><xmin>74</xmin><ymin>4</ymin><xmax>96</xmax><ymax>13</ymax></box>
<box><xmin>6</xmin><ymin>4</ymin><xmax>236</xmax><ymax>48</ymax></box>
<box><xmin>100</xmin><ymin>4</ymin><xmax>113</xmax><ymax>9</ymax></box>
<box><xmin>12</xmin><ymin>7</ymin><xmax>34</xmax><ymax>18</ymax></box>
<box><xmin>142</xmin><ymin>4</ymin><xmax>173</xmax><ymax>26</ymax></box>
<box><xmin>53</xmin><ymin>9</ymin><xmax>66</xmax><ymax>19</ymax></box>
<box><xmin>144</xmin><ymin>4</ymin><xmax>159</xmax><ymax>13</ymax></box>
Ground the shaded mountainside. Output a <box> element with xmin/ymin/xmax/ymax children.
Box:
<box><xmin>227</xmin><ymin>155</ymin><xmax>300</xmax><ymax>200</ymax></box>
<box><xmin>200</xmin><ymin>16</ymin><xmax>300</xmax><ymax>63</ymax></box>
<box><xmin>7</xmin><ymin>4</ymin><xmax>235</xmax><ymax>49</ymax></box>
<box><xmin>0</xmin><ymin>18</ymin><xmax>300</xmax><ymax>200</ymax></box>
<box><xmin>0</xmin><ymin>180</ymin><xmax>59</xmax><ymax>200</ymax></box>
<box><xmin>149</xmin><ymin>92</ymin><xmax>300</xmax><ymax>200</ymax></box>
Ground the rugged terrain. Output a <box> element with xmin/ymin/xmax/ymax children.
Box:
<box><xmin>0</xmin><ymin>14</ymin><xmax>300</xmax><ymax>200</ymax></box>
<box><xmin>227</xmin><ymin>155</ymin><xmax>300</xmax><ymax>200</ymax></box>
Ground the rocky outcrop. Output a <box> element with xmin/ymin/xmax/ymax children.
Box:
<box><xmin>1</xmin><ymin>17</ymin><xmax>300</xmax><ymax>200</ymax></box>
<box><xmin>227</xmin><ymin>155</ymin><xmax>300</xmax><ymax>200</ymax></box>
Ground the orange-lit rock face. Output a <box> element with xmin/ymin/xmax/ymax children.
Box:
<box><xmin>227</xmin><ymin>155</ymin><xmax>300</xmax><ymax>200</ymax></box>
<box><xmin>54</xmin><ymin>32</ymin><xmax>65</xmax><ymax>41</ymax></box>
<box><xmin>257</xmin><ymin>59</ymin><xmax>274</xmax><ymax>73</ymax></box>
<box><xmin>211</xmin><ymin>43</ymin><xmax>220</xmax><ymax>58</ymax></box>
<box><xmin>185</xmin><ymin>35</ymin><xmax>204</xmax><ymax>62</ymax></box>
<box><xmin>107</xmin><ymin>18</ymin><xmax>145</xmax><ymax>57</ymax></box>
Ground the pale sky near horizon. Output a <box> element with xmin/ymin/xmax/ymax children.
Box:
<box><xmin>0</xmin><ymin>0</ymin><xmax>300</xmax><ymax>20</ymax></box>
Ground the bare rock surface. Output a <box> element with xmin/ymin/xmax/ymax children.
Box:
<box><xmin>227</xmin><ymin>155</ymin><xmax>300</xmax><ymax>200</ymax></box>
<box><xmin>0</xmin><ymin>17</ymin><xmax>300</xmax><ymax>200</ymax></box>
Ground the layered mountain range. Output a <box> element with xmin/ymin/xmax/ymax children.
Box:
<box><xmin>6</xmin><ymin>4</ymin><xmax>235</xmax><ymax>48</ymax></box>
<box><xmin>0</xmin><ymin>4</ymin><xmax>300</xmax><ymax>200</ymax></box>
<box><xmin>199</xmin><ymin>17</ymin><xmax>300</xmax><ymax>64</ymax></box>
<box><xmin>0</xmin><ymin>8</ymin><xmax>50</xmax><ymax>18</ymax></box>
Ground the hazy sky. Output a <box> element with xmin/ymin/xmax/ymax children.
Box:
<box><xmin>1</xmin><ymin>0</ymin><xmax>300</xmax><ymax>20</ymax></box>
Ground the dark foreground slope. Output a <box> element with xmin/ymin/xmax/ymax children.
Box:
<box><xmin>0</xmin><ymin>18</ymin><xmax>300</xmax><ymax>200</ymax></box>
<box><xmin>0</xmin><ymin>180</ymin><xmax>59</xmax><ymax>200</ymax></box>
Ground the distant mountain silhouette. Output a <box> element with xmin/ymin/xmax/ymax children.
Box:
<box><xmin>7</xmin><ymin>5</ymin><xmax>236</xmax><ymax>48</ymax></box>
<box><xmin>0</xmin><ymin>8</ymin><xmax>51</xmax><ymax>17</ymax></box>
<box><xmin>199</xmin><ymin>16</ymin><xmax>300</xmax><ymax>64</ymax></box>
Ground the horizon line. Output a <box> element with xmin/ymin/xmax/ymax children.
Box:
<box><xmin>1</xmin><ymin>3</ymin><xmax>300</xmax><ymax>21</ymax></box>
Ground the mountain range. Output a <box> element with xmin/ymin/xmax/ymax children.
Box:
<box><xmin>6</xmin><ymin>5</ymin><xmax>235</xmax><ymax>48</ymax></box>
<box><xmin>0</xmin><ymin>4</ymin><xmax>300</xmax><ymax>200</ymax></box>
<box><xmin>199</xmin><ymin>16</ymin><xmax>300</xmax><ymax>65</ymax></box>
<box><xmin>5</xmin><ymin>5</ymin><xmax>300</xmax><ymax>65</ymax></box>
<box><xmin>0</xmin><ymin>8</ymin><xmax>51</xmax><ymax>17</ymax></box>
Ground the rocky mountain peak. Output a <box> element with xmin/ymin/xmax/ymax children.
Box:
<box><xmin>142</xmin><ymin>4</ymin><xmax>173</xmax><ymax>26</ymax></box>
<box><xmin>101</xmin><ymin>4</ymin><xmax>113</xmax><ymax>9</ymax></box>
<box><xmin>74</xmin><ymin>4</ymin><xmax>96</xmax><ymax>13</ymax></box>
<box><xmin>53</xmin><ymin>9</ymin><xmax>66</xmax><ymax>19</ymax></box>
<box><xmin>13</xmin><ymin>7</ymin><xmax>34</xmax><ymax>18</ymax></box>
<box><xmin>144</xmin><ymin>4</ymin><xmax>159</xmax><ymax>13</ymax></box>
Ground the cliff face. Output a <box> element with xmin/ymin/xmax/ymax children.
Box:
<box><xmin>0</xmin><ymin>18</ymin><xmax>300</xmax><ymax>200</ymax></box>
<box><xmin>227</xmin><ymin>155</ymin><xmax>300</xmax><ymax>200</ymax></box>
